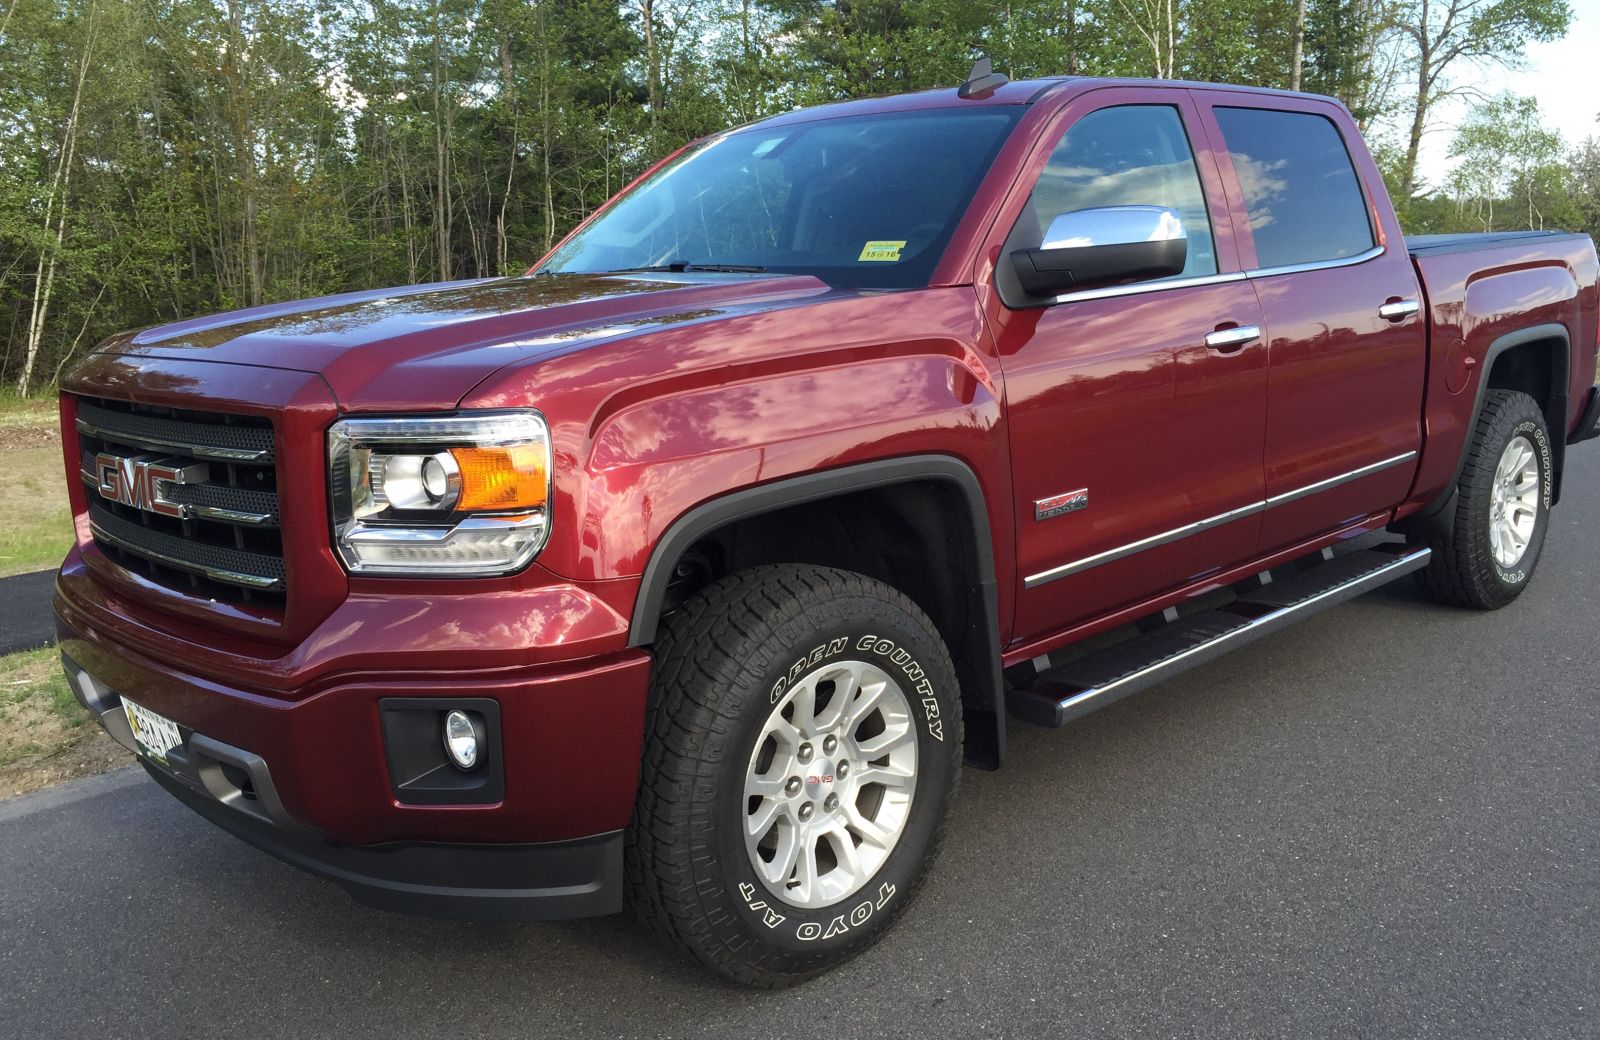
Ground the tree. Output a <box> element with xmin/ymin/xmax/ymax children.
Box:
<box><xmin>1447</xmin><ymin>93</ymin><xmax>1570</xmax><ymax>231</ymax></box>
<box><xmin>1393</xmin><ymin>0</ymin><xmax>1571</xmax><ymax>205</ymax></box>
<box><xmin>0</xmin><ymin>0</ymin><xmax>1587</xmax><ymax>394</ymax></box>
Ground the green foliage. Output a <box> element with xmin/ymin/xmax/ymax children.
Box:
<box><xmin>0</xmin><ymin>0</ymin><xmax>1589</xmax><ymax>392</ymax></box>
<box><xmin>1443</xmin><ymin>92</ymin><xmax>1587</xmax><ymax>235</ymax></box>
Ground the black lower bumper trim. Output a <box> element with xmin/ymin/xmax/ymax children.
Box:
<box><xmin>145</xmin><ymin>763</ymin><xmax>623</xmax><ymax>921</ymax></box>
<box><xmin>1572</xmin><ymin>385</ymin><xmax>1600</xmax><ymax>445</ymax></box>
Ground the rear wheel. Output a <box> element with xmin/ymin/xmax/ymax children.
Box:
<box><xmin>626</xmin><ymin>564</ymin><xmax>962</xmax><ymax>987</ymax></box>
<box><xmin>1416</xmin><ymin>389</ymin><xmax>1553</xmax><ymax>609</ymax></box>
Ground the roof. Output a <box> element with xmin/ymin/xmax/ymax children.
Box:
<box><xmin>735</xmin><ymin>75</ymin><xmax>1347</xmax><ymax>134</ymax></box>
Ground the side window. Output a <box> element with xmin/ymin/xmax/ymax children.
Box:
<box><xmin>1020</xmin><ymin>105</ymin><xmax>1217</xmax><ymax>278</ymax></box>
<box><xmin>1212</xmin><ymin>107</ymin><xmax>1375</xmax><ymax>269</ymax></box>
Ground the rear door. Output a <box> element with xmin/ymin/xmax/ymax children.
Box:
<box><xmin>980</xmin><ymin>88</ymin><xmax>1270</xmax><ymax>644</ymax></box>
<box><xmin>1194</xmin><ymin>93</ymin><xmax>1426</xmax><ymax>554</ymax></box>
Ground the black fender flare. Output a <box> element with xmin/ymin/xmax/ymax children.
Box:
<box><xmin>627</xmin><ymin>454</ymin><xmax>1008</xmax><ymax>769</ymax></box>
<box><xmin>1420</xmin><ymin>322</ymin><xmax>1570</xmax><ymax>521</ymax></box>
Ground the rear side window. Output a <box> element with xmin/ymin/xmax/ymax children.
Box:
<box><xmin>1212</xmin><ymin>107</ymin><xmax>1375</xmax><ymax>269</ymax></box>
<box><xmin>1021</xmin><ymin>105</ymin><xmax>1217</xmax><ymax>278</ymax></box>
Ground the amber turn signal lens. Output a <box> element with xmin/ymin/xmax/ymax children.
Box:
<box><xmin>449</xmin><ymin>444</ymin><xmax>548</xmax><ymax>512</ymax></box>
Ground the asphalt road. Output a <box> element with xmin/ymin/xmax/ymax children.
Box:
<box><xmin>3</xmin><ymin>448</ymin><xmax>1598</xmax><ymax>1039</ymax></box>
<box><xmin>0</xmin><ymin>569</ymin><xmax>57</xmax><ymax>654</ymax></box>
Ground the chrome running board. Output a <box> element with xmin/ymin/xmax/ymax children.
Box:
<box><xmin>1007</xmin><ymin>544</ymin><xmax>1432</xmax><ymax>728</ymax></box>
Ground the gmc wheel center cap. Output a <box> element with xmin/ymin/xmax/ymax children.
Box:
<box><xmin>804</xmin><ymin>759</ymin><xmax>837</xmax><ymax>800</ymax></box>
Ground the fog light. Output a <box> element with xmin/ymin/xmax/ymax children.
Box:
<box><xmin>442</xmin><ymin>710</ymin><xmax>481</xmax><ymax>771</ymax></box>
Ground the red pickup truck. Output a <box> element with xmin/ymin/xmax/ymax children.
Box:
<box><xmin>55</xmin><ymin>69</ymin><xmax>1600</xmax><ymax>987</ymax></box>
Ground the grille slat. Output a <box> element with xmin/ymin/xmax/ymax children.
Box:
<box><xmin>75</xmin><ymin>396</ymin><xmax>286</xmax><ymax>610</ymax></box>
<box><xmin>77</xmin><ymin>400</ymin><xmax>275</xmax><ymax>462</ymax></box>
<box><xmin>88</xmin><ymin>502</ymin><xmax>285</xmax><ymax>590</ymax></box>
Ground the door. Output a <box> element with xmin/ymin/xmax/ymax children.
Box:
<box><xmin>980</xmin><ymin>90</ymin><xmax>1271</xmax><ymax>645</ymax></box>
<box><xmin>1197</xmin><ymin>96</ymin><xmax>1427</xmax><ymax>554</ymax></box>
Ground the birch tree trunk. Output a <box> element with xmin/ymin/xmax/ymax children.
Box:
<box><xmin>18</xmin><ymin>0</ymin><xmax>98</xmax><ymax>396</ymax></box>
<box><xmin>1291</xmin><ymin>0</ymin><xmax>1306</xmax><ymax>91</ymax></box>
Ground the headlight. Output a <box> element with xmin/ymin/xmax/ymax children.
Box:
<box><xmin>328</xmin><ymin>412</ymin><xmax>551</xmax><ymax>576</ymax></box>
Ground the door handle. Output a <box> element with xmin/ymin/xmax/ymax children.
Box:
<box><xmin>1204</xmin><ymin>325</ymin><xmax>1261</xmax><ymax>353</ymax></box>
<box><xmin>1378</xmin><ymin>299</ymin><xmax>1421</xmax><ymax>321</ymax></box>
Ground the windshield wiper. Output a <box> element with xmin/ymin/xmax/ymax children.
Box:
<box><xmin>605</xmin><ymin>261</ymin><xmax>767</xmax><ymax>274</ymax></box>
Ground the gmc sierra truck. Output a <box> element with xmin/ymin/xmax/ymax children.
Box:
<box><xmin>56</xmin><ymin>68</ymin><xmax>1600</xmax><ymax>987</ymax></box>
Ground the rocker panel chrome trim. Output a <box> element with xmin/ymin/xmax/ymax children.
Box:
<box><xmin>1023</xmin><ymin>450</ymin><xmax>1419</xmax><ymax>589</ymax></box>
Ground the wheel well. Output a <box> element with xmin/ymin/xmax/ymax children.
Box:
<box><xmin>1485</xmin><ymin>339</ymin><xmax>1562</xmax><ymax>433</ymax></box>
<box><xmin>1484</xmin><ymin>330</ymin><xmax>1570</xmax><ymax>503</ymax></box>
<box><xmin>630</xmin><ymin>460</ymin><xmax>1006</xmax><ymax>769</ymax></box>
<box><xmin>666</xmin><ymin>481</ymin><xmax>968</xmax><ymax>649</ymax></box>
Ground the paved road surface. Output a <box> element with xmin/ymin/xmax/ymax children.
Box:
<box><xmin>0</xmin><ymin>569</ymin><xmax>56</xmax><ymax>654</ymax></box>
<box><xmin>3</xmin><ymin>448</ymin><xmax>1597</xmax><ymax>1039</ymax></box>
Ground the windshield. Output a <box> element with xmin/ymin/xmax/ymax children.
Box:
<box><xmin>538</xmin><ymin>108</ymin><xmax>1022</xmax><ymax>290</ymax></box>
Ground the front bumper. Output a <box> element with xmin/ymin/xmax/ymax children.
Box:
<box><xmin>57</xmin><ymin>586</ymin><xmax>651</xmax><ymax>921</ymax></box>
<box><xmin>145</xmin><ymin>758</ymin><xmax>621</xmax><ymax>920</ymax></box>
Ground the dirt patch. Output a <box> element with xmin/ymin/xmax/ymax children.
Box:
<box><xmin>0</xmin><ymin>398</ymin><xmax>60</xmax><ymax>451</ymax></box>
<box><xmin>0</xmin><ymin>730</ymin><xmax>130</xmax><ymax>800</ymax></box>
<box><xmin>0</xmin><ymin>423</ymin><xmax>60</xmax><ymax>451</ymax></box>
<box><xmin>0</xmin><ymin>647</ymin><xmax>132</xmax><ymax>799</ymax></box>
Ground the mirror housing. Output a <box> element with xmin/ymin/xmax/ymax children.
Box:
<box><xmin>1010</xmin><ymin>205</ymin><xmax>1188</xmax><ymax>298</ymax></box>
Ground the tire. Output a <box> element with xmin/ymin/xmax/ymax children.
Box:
<box><xmin>1416</xmin><ymin>389</ymin><xmax>1554</xmax><ymax>610</ymax></box>
<box><xmin>626</xmin><ymin>564</ymin><xmax>963</xmax><ymax>987</ymax></box>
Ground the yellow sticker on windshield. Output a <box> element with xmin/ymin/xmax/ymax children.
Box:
<box><xmin>858</xmin><ymin>240</ymin><xmax>907</xmax><ymax>262</ymax></box>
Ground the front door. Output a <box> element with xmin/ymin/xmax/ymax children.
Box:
<box><xmin>981</xmin><ymin>90</ymin><xmax>1271</xmax><ymax>645</ymax></box>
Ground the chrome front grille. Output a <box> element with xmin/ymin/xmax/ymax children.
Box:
<box><xmin>74</xmin><ymin>396</ymin><xmax>286</xmax><ymax>609</ymax></box>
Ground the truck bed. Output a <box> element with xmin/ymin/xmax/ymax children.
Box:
<box><xmin>1399</xmin><ymin>228</ymin><xmax>1600</xmax><ymax>521</ymax></box>
<box><xmin>1406</xmin><ymin>229</ymin><xmax>1588</xmax><ymax>258</ymax></box>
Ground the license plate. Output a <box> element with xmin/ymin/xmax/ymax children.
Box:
<box><xmin>122</xmin><ymin>697</ymin><xmax>184</xmax><ymax>765</ymax></box>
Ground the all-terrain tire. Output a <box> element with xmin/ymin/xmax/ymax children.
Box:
<box><xmin>1416</xmin><ymin>389</ymin><xmax>1554</xmax><ymax>610</ymax></box>
<box><xmin>625</xmin><ymin>564</ymin><xmax>963</xmax><ymax>987</ymax></box>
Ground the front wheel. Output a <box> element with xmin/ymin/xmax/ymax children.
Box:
<box><xmin>626</xmin><ymin>565</ymin><xmax>962</xmax><ymax>987</ymax></box>
<box><xmin>1417</xmin><ymin>388</ymin><xmax>1554</xmax><ymax>609</ymax></box>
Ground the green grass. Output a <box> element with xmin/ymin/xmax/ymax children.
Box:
<box><xmin>0</xmin><ymin>394</ymin><xmax>72</xmax><ymax>578</ymax></box>
<box><xmin>0</xmin><ymin>647</ymin><xmax>89</xmax><ymax>768</ymax></box>
<box><xmin>0</xmin><ymin>392</ymin><xmax>57</xmax><ymax>428</ymax></box>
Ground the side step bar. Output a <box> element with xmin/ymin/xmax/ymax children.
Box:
<box><xmin>1007</xmin><ymin>543</ymin><xmax>1432</xmax><ymax>728</ymax></box>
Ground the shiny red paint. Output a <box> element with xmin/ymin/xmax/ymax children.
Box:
<box><xmin>1397</xmin><ymin>236</ymin><xmax>1600</xmax><ymax>520</ymax></box>
<box><xmin>52</xmin><ymin>76</ymin><xmax>1600</xmax><ymax>854</ymax></box>
<box><xmin>56</xmin><ymin>586</ymin><xmax>650</xmax><ymax>843</ymax></box>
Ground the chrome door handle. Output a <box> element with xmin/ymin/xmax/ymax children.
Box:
<box><xmin>1378</xmin><ymin>299</ymin><xmax>1421</xmax><ymax>321</ymax></box>
<box><xmin>1204</xmin><ymin>325</ymin><xmax>1261</xmax><ymax>352</ymax></box>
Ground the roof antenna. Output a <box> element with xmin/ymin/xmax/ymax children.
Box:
<box><xmin>958</xmin><ymin>56</ymin><xmax>1009</xmax><ymax>99</ymax></box>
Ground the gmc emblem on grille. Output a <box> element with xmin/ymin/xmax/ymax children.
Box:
<box><xmin>94</xmin><ymin>453</ymin><xmax>203</xmax><ymax>518</ymax></box>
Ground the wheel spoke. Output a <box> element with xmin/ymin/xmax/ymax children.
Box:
<box><xmin>843</xmin><ymin>678</ymin><xmax>890</xmax><ymax>732</ymax></box>
<box><xmin>746</xmin><ymin>770</ymin><xmax>788</xmax><ymax>799</ymax></box>
<box><xmin>824</xmin><ymin>822</ymin><xmax>863</xmax><ymax>882</ymax></box>
<box><xmin>787</xmin><ymin>678</ymin><xmax>819</xmax><ymax>734</ymax></box>
<box><xmin>845</xmin><ymin>802</ymin><xmax>894</xmax><ymax>849</ymax></box>
<box><xmin>855</xmin><ymin>719</ymin><xmax>914</xmax><ymax>758</ymax></box>
<box><xmin>766</xmin><ymin>715</ymin><xmax>804</xmax><ymax>752</ymax></box>
<box><xmin>813</xmin><ymin>663</ymin><xmax>862</xmax><ymax>732</ymax></box>
<box><xmin>746</xmin><ymin>797</ymin><xmax>785</xmax><ymax>839</ymax></box>
<box><xmin>852</xmin><ymin>762</ymin><xmax>914</xmax><ymax>790</ymax></box>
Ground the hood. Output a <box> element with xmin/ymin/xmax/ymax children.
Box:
<box><xmin>95</xmin><ymin>272</ymin><xmax>831</xmax><ymax>410</ymax></box>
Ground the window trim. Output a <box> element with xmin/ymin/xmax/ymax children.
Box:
<box><xmin>1210</xmin><ymin>104</ymin><xmax>1379</xmax><ymax>270</ymax></box>
<box><xmin>1039</xmin><ymin>243</ymin><xmax>1386</xmax><ymax>306</ymax></box>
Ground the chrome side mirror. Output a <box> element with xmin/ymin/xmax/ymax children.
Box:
<box><xmin>1012</xmin><ymin>205</ymin><xmax>1188</xmax><ymax>297</ymax></box>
